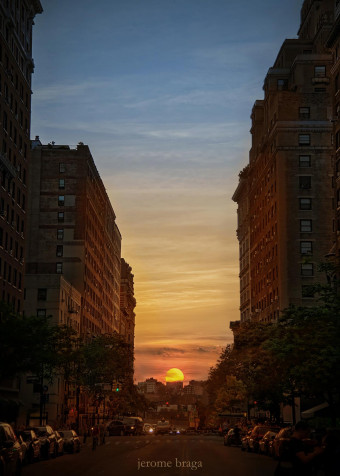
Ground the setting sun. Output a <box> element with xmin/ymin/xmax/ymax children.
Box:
<box><xmin>165</xmin><ymin>368</ymin><xmax>185</xmax><ymax>382</ymax></box>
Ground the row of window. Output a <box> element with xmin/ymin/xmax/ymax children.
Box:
<box><xmin>277</xmin><ymin>66</ymin><xmax>326</xmax><ymax>91</ymax></box>
<box><xmin>0</xmin><ymin>257</ymin><xmax>22</xmax><ymax>288</ymax></box>
<box><xmin>0</xmin><ymin>226</ymin><xmax>24</xmax><ymax>258</ymax></box>
<box><xmin>0</xmin><ymin>12</ymin><xmax>33</xmax><ymax>81</ymax></box>
<box><xmin>0</xmin><ymin>203</ymin><xmax>25</xmax><ymax>233</ymax></box>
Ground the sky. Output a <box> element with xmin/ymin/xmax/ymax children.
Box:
<box><xmin>31</xmin><ymin>0</ymin><xmax>303</xmax><ymax>384</ymax></box>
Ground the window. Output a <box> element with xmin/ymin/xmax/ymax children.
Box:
<box><xmin>299</xmin><ymin>176</ymin><xmax>311</xmax><ymax>189</ymax></box>
<box><xmin>300</xmin><ymin>241</ymin><xmax>313</xmax><ymax>255</ymax></box>
<box><xmin>37</xmin><ymin>288</ymin><xmax>47</xmax><ymax>300</ymax></box>
<box><xmin>314</xmin><ymin>65</ymin><xmax>326</xmax><ymax>77</ymax></box>
<box><xmin>56</xmin><ymin>245</ymin><xmax>63</xmax><ymax>257</ymax></box>
<box><xmin>37</xmin><ymin>309</ymin><xmax>46</xmax><ymax>317</ymax></box>
<box><xmin>300</xmin><ymin>220</ymin><xmax>312</xmax><ymax>232</ymax></box>
<box><xmin>58</xmin><ymin>212</ymin><xmax>64</xmax><ymax>222</ymax></box>
<box><xmin>59</xmin><ymin>163</ymin><xmax>66</xmax><ymax>173</ymax></box>
<box><xmin>299</xmin><ymin>134</ymin><xmax>310</xmax><ymax>145</ymax></box>
<box><xmin>302</xmin><ymin>285</ymin><xmax>314</xmax><ymax>298</ymax></box>
<box><xmin>56</xmin><ymin>262</ymin><xmax>63</xmax><ymax>274</ymax></box>
<box><xmin>277</xmin><ymin>79</ymin><xmax>288</xmax><ymax>90</ymax></box>
<box><xmin>299</xmin><ymin>198</ymin><xmax>312</xmax><ymax>210</ymax></box>
<box><xmin>57</xmin><ymin>228</ymin><xmax>64</xmax><ymax>240</ymax></box>
<box><xmin>299</xmin><ymin>155</ymin><xmax>311</xmax><ymax>167</ymax></box>
<box><xmin>59</xmin><ymin>178</ymin><xmax>65</xmax><ymax>189</ymax></box>
<box><xmin>299</xmin><ymin>107</ymin><xmax>310</xmax><ymax>119</ymax></box>
<box><xmin>58</xmin><ymin>195</ymin><xmax>64</xmax><ymax>206</ymax></box>
<box><xmin>301</xmin><ymin>263</ymin><xmax>313</xmax><ymax>276</ymax></box>
<box><xmin>336</xmin><ymin>130</ymin><xmax>340</xmax><ymax>150</ymax></box>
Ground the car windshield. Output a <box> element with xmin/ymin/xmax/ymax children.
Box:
<box><xmin>21</xmin><ymin>432</ymin><xmax>31</xmax><ymax>441</ymax></box>
<box><xmin>34</xmin><ymin>428</ymin><xmax>48</xmax><ymax>436</ymax></box>
<box><xmin>157</xmin><ymin>422</ymin><xmax>169</xmax><ymax>426</ymax></box>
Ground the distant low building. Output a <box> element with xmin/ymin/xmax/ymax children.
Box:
<box><xmin>137</xmin><ymin>378</ymin><xmax>160</xmax><ymax>394</ymax></box>
<box><xmin>183</xmin><ymin>380</ymin><xmax>204</xmax><ymax>396</ymax></box>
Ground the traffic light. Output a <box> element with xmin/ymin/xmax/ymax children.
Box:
<box><xmin>115</xmin><ymin>385</ymin><xmax>120</xmax><ymax>392</ymax></box>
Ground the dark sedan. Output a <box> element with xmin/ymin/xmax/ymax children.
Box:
<box><xmin>58</xmin><ymin>430</ymin><xmax>80</xmax><ymax>453</ymax></box>
<box><xmin>17</xmin><ymin>430</ymin><xmax>41</xmax><ymax>463</ymax></box>
<box><xmin>28</xmin><ymin>425</ymin><xmax>57</xmax><ymax>459</ymax></box>
<box><xmin>0</xmin><ymin>422</ymin><xmax>22</xmax><ymax>476</ymax></box>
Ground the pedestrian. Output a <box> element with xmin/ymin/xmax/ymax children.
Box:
<box><xmin>99</xmin><ymin>423</ymin><xmax>105</xmax><ymax>445</ymax></box>
<box><xmin>92</xmin><ymin>425</ymin><xmax>99</xmax><ymax>451</ymax></box>
<box><xmin>83</xmin><ymin>426</ymin><xmax>89</xmax><ymax>444</ymax></box>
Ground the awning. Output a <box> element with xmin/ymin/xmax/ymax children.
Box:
<box><xmin>301</xmin><ymin>402</ymin><xmax>329</xmax><ymax>418</ymax></box>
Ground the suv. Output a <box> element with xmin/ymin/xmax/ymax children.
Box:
<box><xmin>155</xmin><ymin>420</ymin><xmax>171</xmax><ymax>435</ymax></box>
<box><xmin>0</xmin><ymin>422</ymin><xmax>22</xmax><ymax>476</ymax></box>
<box><xmin>122</xmin><ymin>417</ymin><xmax>144</xmax><ymax>436</ymax></box>
<box><xmin>28</xmin><ymin>425</ymin><xmax>57</xmax><ymax>459</ymax></box>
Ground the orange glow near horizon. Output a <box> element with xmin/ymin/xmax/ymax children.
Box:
<box><xmin>165</xmin><ymin>368</ymin><xmax>185</xmax><ymax>382</ymax></box>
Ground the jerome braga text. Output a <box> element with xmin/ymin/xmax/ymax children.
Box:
<box><xmin>137</xmin><ymin>458</ymin><xmax>203</xmax><ymax>471</ymax></box>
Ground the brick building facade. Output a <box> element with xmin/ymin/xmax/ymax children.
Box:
<box><xmin>26</xmin><ymin>140</ymin><xmax>122</xmax><ymax>336</ymax></box>
<box><xmin>0</xmin><ymin>0</ymin><xmax>42</xmax><ymax>313</ymax></box>
<box><xmin>233</xmin><ymin>0</ymin><xmax>336</xmax><ymax>323</ymax></box>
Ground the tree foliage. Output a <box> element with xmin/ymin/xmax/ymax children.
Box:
<box><xmin>207</xmin><ymin>272</ymin><xmax>340</xmax><ymax>424</ymax></box>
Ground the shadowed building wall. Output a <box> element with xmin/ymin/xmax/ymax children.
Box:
<box><xmin>233</xmin><ymin>0</ymin><xmax>335</xmax><ymax>323</ymax></box>
<box><xmin>26</xmin><ymin>140</ymin><xmax>122</xmax><ymax>335</ymax></box>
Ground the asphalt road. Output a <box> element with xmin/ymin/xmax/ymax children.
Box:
<box><xmin>22</xmin><ymin>435</ymin><xmax>277</xmax><ymax>476</ymax></box>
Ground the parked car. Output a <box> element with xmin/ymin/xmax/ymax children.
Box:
<box><xmin>28</xmin><ymin>425</ymin><xmax>57</xmax><ymax>459</ymax></box>
<box><xmin>258</xmin><ymin>430</ymin><xmax>280</xmax><ymax>455</ymax></box>
<box><xmin>241</xmin><ymin>430</ymin><xmax>252</xmax><ymax>451</ymax></box>
<box><xmin>224</xmin><ymin>428</ymin><xmax>242</xmax><ymax>447</ymax></box>
<box><xmin>248</xmin><ymin>426</ymin><xmax>280</xmax><ymax>453</ymax></box>
<box><xmin>58</xmin><ymin>430</ymin><xmax>80</xmax><ymax>453</ymax></box>
<box><xmin>270</xmin><ymin>427</ymin><xmax>293</xmax><ymax>459</ymax></box>
<box><xmin>0</xmin><ymin>421</ymin><xmax>22</xmax><ymax>476</ymax></box>
<box><xmin>54</xmin><ymin>431</ymin><xmax>64</xmax><ymax>456</ymax></box>
<box><xmin>15</xmin><ymin>435</ymin><xmax>28</xmax><ymax>465</ymax></box>
<box><xmin>17</xmin><ymin>430</ymin><xmax>41</xmax><ymax>463</ymax></box>
<box><xmin>155</xmin><ymin>420</ymin><xmax>171</xmax><ymax>435</ymax></box>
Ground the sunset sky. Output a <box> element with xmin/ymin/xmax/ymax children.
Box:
<box><xmin>31</xmin><ymin>0</ymin><xmax>302</xmax><ymax>384</ymax></box>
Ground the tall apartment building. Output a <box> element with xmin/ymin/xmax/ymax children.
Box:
<box><xmin>26</xmin><ymin>140</ymin><xmax>122</xmax><ymax>336</ymax></box>
<box><xmin>21</xmin><ymin>139</ymin><xmax>123</xmax><ymax>426</ymax></box>
<box><xmin>119</xmin><ymin>257</ymin><xmax>136</xmax><ymax>347</ymax></box>
<box><xmin>0</xmin><ymin>0</ymin><xmax>42</xmax><ymax>313</ymax></box>
<box><xmin>326</xmin><ymin>1</ymin><xmax>340</xmax><ymax>268</ymax></box>
<box><xmin>233</xmin><ymin>0</ymin><xmax>335</xmax><ymax>323</ymax></box>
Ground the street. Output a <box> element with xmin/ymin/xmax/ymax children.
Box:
<box><xmin>22</xmin><ymin>434</ymin><xmax>277</xmax><ymax>476</ymax></box>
